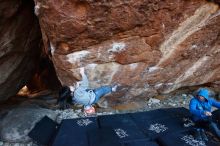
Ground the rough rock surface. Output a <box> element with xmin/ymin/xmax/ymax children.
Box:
<box><xmin>0</xmin><ymin>106</ymin><xmax>57</xmax><ymax>143</ymax></box>
<box><xmin>34</xmin><ymin>0</ymin><xmax>220</xmax><ymax>106</ymax></box>
<box><xmin>0</xmin><ymin>0</ymin><xmax>42</xmax><ymax>100</ymax></box>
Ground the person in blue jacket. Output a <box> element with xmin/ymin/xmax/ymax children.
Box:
<box><xmin>58</xmin><ymin>68</ymin><xmax>118</xmax><ymax>115</ymax></box>
<box><xmin>189</xmin><ymin>88</ymin><xmax>220</xmax><ymax>140</ymax></box>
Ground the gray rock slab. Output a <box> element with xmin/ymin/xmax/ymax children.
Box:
<box><xmin>0</xmin><ymin>107</ymin><xmax>58</xmax><ymax>143</ymax></box>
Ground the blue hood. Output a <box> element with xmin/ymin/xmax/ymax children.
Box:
<box><xmin>197</xmin><ymin>88</ymin><xmax>209</xmax><ymax>100</ymax></box>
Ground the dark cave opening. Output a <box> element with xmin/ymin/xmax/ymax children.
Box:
<box><xmin>18</xmin><ymin>0</ymin><xmax>62</xmax><ymax>96</ymax></box>
<box><xmin>0</xmin><ymin>0</ymin><xmax>61</xmax><ymax>100</ymax></box>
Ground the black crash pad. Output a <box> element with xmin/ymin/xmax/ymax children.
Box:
<box><xmin>52</xmin><ymin>117</ymin><xmax>98</xmax><ymax>146</ymax></box>
<box><xmin>88</xmin><ymin>126</ymin><xmax>150</xmax><ymax>145</ymax></box>
<box><xmin>99</xmin><ymin>114</ymin><xmax>149</xmax><ymax>143</ymax></box>
<box><xmin>129</xmin><ymin>109</ymin><xmax>171</xmax><ymax>121</ymax></box>
<box><xmin>110</xmin><ymin>126</ymin><xmax>148</xmax><ymax>143</ymax></box>
<box><xmin>28</xmin><ymin>116</ymin><xmax>59</xmax><ymax>146</ymax></box>
<box><xmin>157</xmin><ymin>130</ymin><xmax>219</xmax><ymax>146</ymax></box>
<box><xmin>132</xmin><ymin>116</ymin><xmax>186</xmax><ymax>139</ymax></box>
<box><xmin>162</xmin><ymin>107</ymin><xmax>195</xmax><ymax>129</ymax></box>
<box><xmin>98</xmin><ymin>114</ymin><xmax>137</xmax><ymax>128</ymax></box>
<box><xmin>123</xmin><ymin>139</ymin><xmax>159</xmax><ymax>146</ymax></box>
<box><xmin>87</xmin><ymin>128</ymin><xmax>122</xmax><ymax>146</ymax></box>
<box><xmin>51</xmin><ymin>107</ymin><xmax>220</xmax><ymax>146</ymax></box>
<box><xmin>162</xmin><ymin>107</ymin><xmax>191</xmax><ymax>119</ymax></box>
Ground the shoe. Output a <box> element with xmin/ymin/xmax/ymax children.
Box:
<box><xmin>84</xmin><ymin>106</ymin><xmax>96</xmax><ymax>115</ymax></box>
<box><xmin>200</xmin><ymin>129</ymin><xmax>208</xmax><ymax>142</ymax></box>
<box><xmin>194</xmin><ymin>129</ymin><xmax>203</xmax><ymax>141</ymax></box>
<box><xmin>111</xmin><ymin>84</ymin><xmax>118</xmax><ymax>92</ymax></box>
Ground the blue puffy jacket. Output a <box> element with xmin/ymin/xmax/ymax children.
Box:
<box><xmin>189</xmin><ymin>88</ymin><xmax>220</xmax><ymax>121</ymax></box>
<box><xmin>73</xmin><ymin>73</ymin><xmax>95</xmax><ymax>106</ymax></box>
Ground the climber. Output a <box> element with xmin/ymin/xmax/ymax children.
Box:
<box><xmin>189</xmin><ymin>88</ymin><xmax>220</xmax><ymax>141</ymax></box>
<box><xmin>58</xmin><ymin>67</ymin><xmax>118</xmax><ymax>115</ymax></box>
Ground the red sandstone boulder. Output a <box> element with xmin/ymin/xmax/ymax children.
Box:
<box><xmin>34</xmin><ymin>0</ymin><xmax>220</xmax><ymax>105</ymax></box>
<box><xmin>0</xmin><ymin>0</ymin><xmax>42</xmax><ymax>100</ymax></box>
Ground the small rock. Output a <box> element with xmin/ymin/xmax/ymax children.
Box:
<box><xmin>182</xmin><ymin>94</ymin><xmax>187</xmax><ymax>99</ymax></box>
<box><xmin>182</xmin><ymin>94</ymin><xmax>187</xmax><ymax>96</ymax></box>
<box><xmin>168</xmin><ymin>103</ymin><xmax>177</xmax><ymax>107</ymax></box>
<box><xmin>148</xmin><ymin>98</ymin><xmax>160</xmax><ymax>105</ymax></box>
